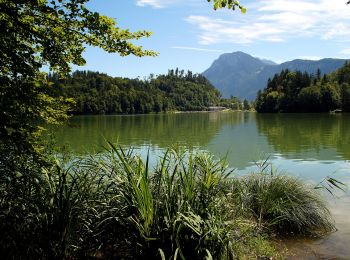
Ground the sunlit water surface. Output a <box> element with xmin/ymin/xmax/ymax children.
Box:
<box><xmin>51</xmin><ymin>112</ymin><xmax>350</xmax><ymax>258</ymax></box>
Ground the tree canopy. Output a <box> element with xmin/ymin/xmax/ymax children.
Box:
<box><xmin>0</xmin><ymin>0</ymin><xmax>157</xmax><ymax>171</ymax></box>
<box><xmin>207</xmin><ymin>0</ymin><xmax>246</xmax><ymax>12</ymax></box>
<box><xmin>255</xmin><ymin>62</ymin><xmax>350</xmax><ymax>113</ymax></box>
<box><xmin>50</xmin><ymin>69</ymin><xmax>221</xmax><ymax>114</ymax></box>
<box><xmin>1</xmin><ymin>0</ymin><xmax>157</xmax><ymax>76</ymax></box>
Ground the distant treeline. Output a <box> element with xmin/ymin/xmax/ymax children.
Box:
<box><xmin>49</xmin><ymin>69</ymin><xmax>223</xmax><ymax>114</ymax></box>
<box><xmin>255</xmin><ymin>62</ymin><xmax>350</xmax><ymax>112</ymax></box>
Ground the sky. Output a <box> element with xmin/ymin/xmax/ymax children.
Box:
<box><xmin>75</xmin><ymin>0</ymin><xmax>350</xmax><ymax>79</ymax></box>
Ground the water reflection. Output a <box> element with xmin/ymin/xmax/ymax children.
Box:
<box><xmin>52</xmin><ymin>112</ymin><xmax>350</xmax><ymax>171</ymax></box>
<box><xmin>51</xmin><ymin>112</ymin><xmax>350</xmax><ymax>258</ymax></box>
<box><xmin>51</xmin><ymin>112</ymin><xmax>243</xmax><ymax>152</ymax></box>
<box><xmin>256</xmin><ymin>113</ymin><xmax>350</xmax><ymax>161</ymax></box>
<box><xmin>205</xmin><ymin>112</ymin><xmax>273</xmax><ymax>169</ymax></box>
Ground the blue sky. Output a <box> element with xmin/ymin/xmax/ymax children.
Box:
<box><xmin>75</xmin><ymin>0</ymin><xmax>350</xmax><ymax>78</ymax></box>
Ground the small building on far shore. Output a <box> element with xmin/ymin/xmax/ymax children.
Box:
<box><xmin>208</xmin><ymin>106</ymin><xmax>226</xmax><ymax>111</ymax></box>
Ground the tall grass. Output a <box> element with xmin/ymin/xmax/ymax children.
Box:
<box><xmin>0</xmin><ymin>145</ymin><xmax>335</xmax><ymax>259</ymax></box>
<box><xmin>231</xmin><ymin>158</ymin><xmax>335</xmax><ymax>236</ymax></box>
<box><xmin>101</xmin><ymin>144</ymin><xmax>238</xmax><ymax>259</ymax></box>
<box><xmin>235</xmin><ymin>173</ymin><xmax>334</xmax><ymax>235</ymax></box>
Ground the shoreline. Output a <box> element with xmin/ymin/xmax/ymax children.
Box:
<box><xmin>69</xmin><ymin>108</ymin><xmax>257</xmax><ymax>117</ymax></box>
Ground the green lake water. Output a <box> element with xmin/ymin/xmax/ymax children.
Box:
<box><xmin>52</xmin><ymin>112</ymin><xmax>350</xmax><ymax>258</ymax></box>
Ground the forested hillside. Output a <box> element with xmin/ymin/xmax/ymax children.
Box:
<box><xmin>49</xmin><ymin>69</ymin><xmax>221</xmax><ymax>114</ymax></box>
<box><xmin>255</xmin><ymin>62</ymin><xmax>350</xmax><ymax>112</ymax></box>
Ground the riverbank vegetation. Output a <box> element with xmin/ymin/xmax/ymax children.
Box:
<box><xmin>255</xmin><ymin>62</ymin><xmax>350</xmax><ymax>112</ymax></box>
<box><xmin>0</xmin><ymin>146</ymin><xmax>334</xmax><ymax>259</ymax></box>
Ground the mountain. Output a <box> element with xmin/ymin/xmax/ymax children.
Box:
<box><xmin>260</xmin><ymin>59</ymin><xmax>277</xmax><ymax>66</ymax></box>
<box><xmin>203</xmin><ymin>52</ymin><xmax>348</xmax><ymax>100</ymax></box>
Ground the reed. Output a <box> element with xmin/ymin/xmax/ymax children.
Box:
<box><xmin>0</xmin><ymin>145</ymin><xmax>335</xmax><ymax>259</ymax></box>
<box><xmin>233</xmin><ymin>169</ymin><xmax>335</xmax><ymax>235</ymax></box>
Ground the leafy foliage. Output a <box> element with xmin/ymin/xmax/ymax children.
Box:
<box><xmin>219</xmin><ymin>96</ymin><xmax>242</xmax><ymax>110</ymax></box>
<box><xmin>0</xmin><ymin>0</ymin><xmax>157</xmax><ymax>173</ymax></box>
<box><xmin>0</xmin><ymin>2</ymin><xmax>158</xmax><ymax>256</ymax></box>
<box><xmin>255</xmin><ymin>62</ymin><xmax>350</xmax><ymax>112</ymax></box>
<box><xmin>49</xmin><ymin>69</ymin><xmax>222</xmax><ymax>114</ymax></box>
<box><xmin>207</xmin><ymin>0</ymin><xmax>246</xmax><ymax>13</ymax></box>
<box><xmin>1</xmin><ymin>0</ymin><xmax>156</xmax><ymax>75</ymax></box>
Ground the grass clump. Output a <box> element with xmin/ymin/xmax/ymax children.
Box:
<box><xmin>0</xmin><ymin>145</ymin><xmax>335</xmax><ymax>259</ymax></box>
<box><xmin>98</xmin><ymin>145</ymin><xmax>240</xmax><ymax>259</ymax></box>
<box><xmin>230</xmin><ymin>162</ymin><xmax>335</xmax><ymax>236</ymax></box>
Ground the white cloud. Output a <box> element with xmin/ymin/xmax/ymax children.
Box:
<box><xmin>136</xmin><ymin>0</ymin><xmax>185</xmax><ymax>8</ymax></box>
<box><xmin>172</xmin><ymin>46</ymin><xmax>224</xmax><ymax>52</ymax></box>
<box><xmin>185</xmin><ymin>15</ymin><xmax>285</xmax><ymax>44</ymax></box>
<box><xmin>136</xmin><ymin>0</ymin><xmax>165</xmax><ymax>8</ymax></box>
<box><xmin>186</xmin><ymin>0</ymin><xmax>350</xmax><ymax>45</ymax></box>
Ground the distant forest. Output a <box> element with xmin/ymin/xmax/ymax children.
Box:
<box><xmin>255</xmin><ymin>62</ymin><xmax>350</xmax><ymax>113</ymax></box>
<box><xmin>49</xmin><ymin>69</ymin><xmax>249</xmax><ymax>114</ymax></box>
<box><xmin>49</xmin><ymin>62</ymin><xmax>350</xmax><ymax>115</ymax></box>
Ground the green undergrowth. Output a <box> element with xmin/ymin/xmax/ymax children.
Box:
<box><xmin>0</xmin><ymin>145</ymin><xmax>334</xmax><ymax>259</ymax></box>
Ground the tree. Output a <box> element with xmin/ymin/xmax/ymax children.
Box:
<box><xmin>209</xmin><ymin>0</ymin><xmax>349</xmax><ymax>12</ymax></box>
<box><xmin>298</xmin><ymin>86</ymin><xmax>322</xmax><ymax>112</ymax></box>
<box><xmin>207</xmin><ymin>0</ymin><xmax>246</xmax><ymax>13</ymax></box>
<box><xmin>243</xmin><ymin>99</ymin><xmax>251</xmax><ymax>110</ymax></box>
<box><xmin>0</xmin><ymin>0</ymin><xmax>157</xmax><ymax>170</ymax></box>
<box><xmin>320</xmin><ymin>83</ymin><xmax>341</xmax><ymax>112</ymax></box>
<box><xmin>340</xmin><ymin>83</ymin><xmax>350</xmax><ymax>112</ymax></box>
<box><xmin>316</xmin><ymin>68</ymin><xmax>321</xmax><ymax>80</ymax></box>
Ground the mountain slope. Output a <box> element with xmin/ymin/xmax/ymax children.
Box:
<box><xmin>203</xmin><ymin>52</ymin><xmax>348</xmax><ymax>100</ymax></box>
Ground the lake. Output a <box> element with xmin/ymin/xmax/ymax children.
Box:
<box><xmin>52</xmin><ymin>112</ymin><xmax>350</xmax><ymax>258</ymax></box>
